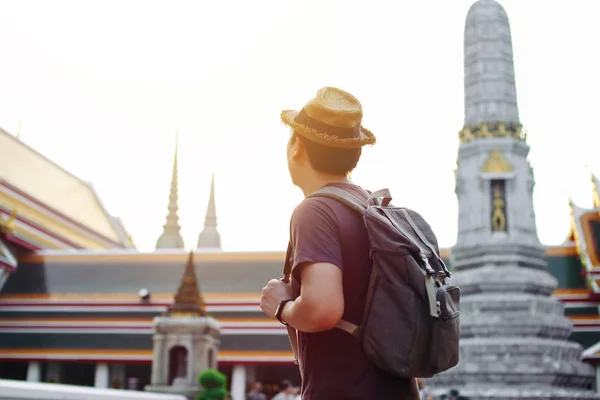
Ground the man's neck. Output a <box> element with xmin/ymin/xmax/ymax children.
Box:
<box><xmin>299</xmin><ymin>174</ymin><xmax>353</xmax><ymax>197</ymax></box>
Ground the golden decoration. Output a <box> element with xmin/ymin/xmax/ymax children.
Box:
<box><xmin>0</xmin><ymin>208</ymin><xmax>17</xmax><ymax>235</ymax></box>
<box><xmin>458</xmin><ymin>122</ymin><xmax>526</xmax><ymax>144</ymax></box>
<box><xmin>491</xmin><ymin>185</ymin><xmax>506</xmax><ymax>232</ymax></box>
<box><xmin>479</xmin><ymin>122</ymin><xmax>492</xmax><ymax>138</ymax></box>
<box><xmin>513</xmin><ymin>125</ymin><xmax>522</xmax><ymax>139</ymax></box>
<box><xmin>591</xmin><ymin>173</ymin><xmax>600</xmax><ymax>210</ymax></box>
<box><xmin>481</xmin><ymin>148</ymin><xmax>514</xmax><ymax>173</ymax></box>
<box><xmin>497</xmin><ymin>122</ymin><xmax>506</xmax><ymax>137</ymax></box>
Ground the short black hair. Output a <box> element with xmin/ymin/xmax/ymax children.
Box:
<box><xmin>280</xmin><ymin>380</ymin><xmax>293</xmax><ymax>389</ymax></box>
<box><xmin>292</xmin><ymin>131</ymin><xmax>361</xmax><ymax>176</ymax></box>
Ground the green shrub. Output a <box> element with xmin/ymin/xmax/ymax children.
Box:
<box><xmin>197</xmin><ymin>369</ymin><xmax>229</xmax><ymax>400</ymax></box>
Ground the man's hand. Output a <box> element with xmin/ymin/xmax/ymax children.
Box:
<box><xmin>260</xmin><ymin>279</ymin><xmax>293</xmax><ymax>319</ymax></box>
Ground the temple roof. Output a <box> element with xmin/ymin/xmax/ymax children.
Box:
<box><xmin>0</xmin><ymin>237</ymin><xmax>17</xmax><ymax>271</ymax></box>
<box><xmin>569</xmin><ymin>198</ymin><xmax>600</xmax><ymax>294</ymax></box>
<box><xmin>2</xmin><ymin>250</ymin><xmax>284</xmax><ymax>295</ymax></box>
<box><xmin>168</xmin><ymin>252</ymin><xmax>207</xmax><ymax>316</ymax></box>
<box><xmin>0</xmin><ymin>128</ymin><xmax>129</xmax><ymax>247</ymax></box>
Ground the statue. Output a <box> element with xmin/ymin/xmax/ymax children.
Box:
<box><xmin>513</xmin><ymin>124</ymin><xmax>522</xmax><ymax>139</ymax></box>
<box><xmin>491</xmin><ymin>184</ymin><xmax>506</xmax><ymax>232</ymax></box>
<box><xmin>460</xmin><ymin>126</ymin><xmax>474</xmax><ymax>143</ymax></box>
<box><xmin>479</xmin><ymin>122</ymin><xmax>492</xmax><ymax>138</ymax></box>
<box><xmin>497</xmin><ymin>121</ymin><xmax>506</xmax><ymax>137</ymax></box>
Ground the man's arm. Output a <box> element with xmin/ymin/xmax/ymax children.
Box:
<box><xmin>281</xmin><ymin>261</ymin><xmax>344</xmax><ymax>333</ymax></box>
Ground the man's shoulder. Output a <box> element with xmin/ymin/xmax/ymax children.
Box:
<box><xmin>292</xmin><ymin>183</ymin><xmax>368</xmax><ymax>218</ymax></box>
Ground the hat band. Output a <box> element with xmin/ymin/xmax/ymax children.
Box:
<box><xmin>294</xmin><ymin>109</ymin><xmax>361</xmax><ymax>139</ymax></box>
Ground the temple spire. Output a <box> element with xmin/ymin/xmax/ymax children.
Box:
<box><xmin>463</xmin><ymin>0</ymin><xmax>519</xmax><ymax>128</ymax></box>
<box><xmin>196</xmin><ymin>173</ymin><xmax>222</xmax><ymax>250</ymax></box>
<box><xmin>168</xmin><ymin>251</ymin><xmax>207</xmax><ymax>316</ymax></box>
<box><xmin>156</xmin><ymin>131</ymin><xmax>185</xmax><ymax>249</ymax></box>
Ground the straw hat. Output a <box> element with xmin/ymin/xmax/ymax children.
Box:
<box><xmin>281</xmin><ymin>87</ymin><xmax>376</xmax><ymax>149</ymax></box>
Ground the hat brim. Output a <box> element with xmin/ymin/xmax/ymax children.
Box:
<box><xmin>281</xmin><ymin>110</ymin><xmax>376</xmax><ymax>149</ymax></box>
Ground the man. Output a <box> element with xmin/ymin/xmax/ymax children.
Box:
<box><xmin>246</xmin><ymin>381</ymin><xmax>266</xmax><ymax>400</ymax></box>
<box><xmin>272</xmin><ymin>380</ymin><xmax>296</xmax><ymax>400</ymax></box>
<box><xmin>260</xmin><ymin>87</ymin><xmax>419</xmax><ymax>399</ymax></box>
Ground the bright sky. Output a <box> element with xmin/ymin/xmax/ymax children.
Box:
<box><xmin>1</xmin><ymin>0</ymin><xmax>599</xmax><ymax>252</ymax></box>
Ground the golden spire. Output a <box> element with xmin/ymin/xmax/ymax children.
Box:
<box><xmin>168</xmin><ymin>251</ymin><xmax>207</xmax><ymax>317</ymax></box>
<box><xmin>156</xmin><ymin>130</ymin><xmax>185</xmax><ymax>249</ymax></box>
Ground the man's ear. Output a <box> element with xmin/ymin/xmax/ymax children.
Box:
<box><xmin>292</xmin><ymin>135</ymin><xmax>304</xmax><ymax>160</ymax></box>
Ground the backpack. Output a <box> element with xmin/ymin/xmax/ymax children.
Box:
<box><xmin>283</xmin><ymin>186</ymin><xmax>460</xmax><ymax>379</ymax></box>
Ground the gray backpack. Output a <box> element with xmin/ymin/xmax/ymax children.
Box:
<box><xmin>302</xmin><ymin>186</ymin><xmax>461</xmax><ymax>378</ymax></box>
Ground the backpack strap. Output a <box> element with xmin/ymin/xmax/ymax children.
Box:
<box><xmin>308</xmin><ymin>185</ymin><xmax>368</xmax><ymax>213</ymax></box>
<box><xmin>282</xmin><ymin>241</ymin><xmax>293</xmax><ymax>283</ymax></box>
<box><xmin>400</xmin><ymin>209</ymin><xmax>451</xmax><ymax>279</ymax></box>
<box><xmin>368</xmin><ymin>188</ymin><xmax>393</xmax><ymax>207</ymax></box>
<box><xmin>309</xmin><ymin>186</ymin><xmax>394</xmax><ymax>208</ymax></box>
<box><xmin>281</xmin><ymin>241</ymin><xmax>300</xmax><ymax>365</ymax></box>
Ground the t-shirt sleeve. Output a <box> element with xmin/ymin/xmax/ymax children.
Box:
<box><xmin>290</xmin><ymin>198</ymin><xmax>343</xmax><ymax>280</ymax></box>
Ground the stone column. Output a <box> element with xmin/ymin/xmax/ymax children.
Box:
<box><xmin>94</xmin><ymin>363</ymin><xmax>109</xmax><ymax>388</ymax></box>
<box><xmin>26</xmin><ymin>362</ymin><xmax>41</xmax><ymax>382</ymax></box>
<box><xmin>230</xmin><ymin>365</ymin><xmax>247</xmax><ymax>400</ymax></box>
<box><xmin>151</xmin><ymin>334</ymin><xmax>165</xmax><ymax>385</ymax></box>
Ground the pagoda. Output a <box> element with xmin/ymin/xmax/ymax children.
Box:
<box><xmin>145</xmin><ymin>251</ymin><xmax>221</xmax><ymax>399</ymax></box>
<box><xmin>428</xmin><ymin>1</ymin><xmax>598</xmax><ymax>398</ymax></box>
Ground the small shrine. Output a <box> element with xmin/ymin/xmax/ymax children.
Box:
<box><xmin>145</xmin><ymin>251</ymin><xmax>221</xmax><ymax>399</ymax></box>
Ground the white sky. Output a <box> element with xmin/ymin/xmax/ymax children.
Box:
<box><xmin>0</xmin><ymin>0</ymin><xmax>599</xmax><ymax>252</ymax></box>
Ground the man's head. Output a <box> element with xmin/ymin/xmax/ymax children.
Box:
<box><xmin>286</xmin><ymin>130</ymin><xmax>362</xmax><ymax>186</ymax></box>
<box><xmin>280</xmin><ymin>380</ymin><xmax>294</xmax><ymax>394</ymax></box>
<box><xmin>251</xmin><ymin>381</ymin><xmax>263</xmax><ymax>392</ymax></box>
<box><xmin>281</xmin><ymin>87</ymin><xmax>376</xmax><ymax>191</ymax></box>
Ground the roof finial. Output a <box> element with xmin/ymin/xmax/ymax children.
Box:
<box><xmin>197</xmin><ymin>172</ymin><xmax>222</xmax><ymax>250</ymax></box>
<box><xmin>156</xmin><ymin>130</ymin><xmax>185</xmax><ymax>249</ymax></box>
<box><xmin>168</xmin><ymin>251</ymin><xmax>207</xmax><ymax>316</ymax></box>
<box><xmin>590</xmin><ymin>171</ymin><xmax>600</xmax><ymax>210</ymax></box>
<box><xmin>16</xmin><ymin>120</ymin><xmax>21</xmax><ymax>140</ymax></box>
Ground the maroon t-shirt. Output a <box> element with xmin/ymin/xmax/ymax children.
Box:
<box><xmin>290</xmin><ymin>183</ymin><xmax>419</xmax><ymax>400</ymax></box>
